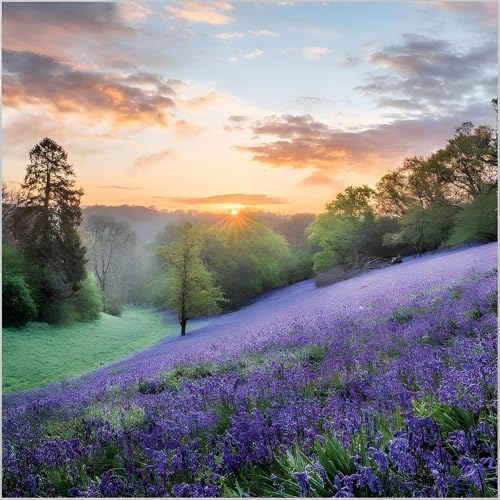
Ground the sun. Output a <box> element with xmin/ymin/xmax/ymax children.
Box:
<box><xmin>230</xmin><ymin>208</ymin><xmax>239</xmax><ymax>216</ymax></box>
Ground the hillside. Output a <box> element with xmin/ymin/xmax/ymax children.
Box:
<box><xmin>3</xmin><ymin>243</ymin><xmax>497</xmax><ymax>497</ymax></box>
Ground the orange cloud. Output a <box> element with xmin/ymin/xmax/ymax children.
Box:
<box><xmin>3</xmin><ymin>50</ymin><xmax>176</xmax><ymax>128</ymax></box>
<box><xmin>165</xmin><ymin>1</ymin><xmax>233</xmax><ymax>25</ymax></box>
<box><xmin>175</xmin><ymin>120</ymin><xmax>203</xmax><ymax>134</ymax></box>
<box><xmin>181</xmin><ymin>91</ymin><xmax>219</xmax><ymax>110</ymax></box>
<box><xmin>168</xmin><ymin>193</ymin><xmax>288</xmax><ymax>205</ymax></box>
<box><xmin>299</xmin><ymin>170</ymin><xmax>334</xmax><ymax>187</ymax></box>
<box><xmin>236</xmin><ymin>106</ymin><xmax>494</xmax><ymax>176</ymax></box>
<box><xmin>132</xmin><ymin>148</ymin><xmax>175</xmax><ymax>171</ymax></box>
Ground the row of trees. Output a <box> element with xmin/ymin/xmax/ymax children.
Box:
<box><xmin>309</xmin><ymin>116</ymin><xmax>497</xmax><ymax>272</ymax></box>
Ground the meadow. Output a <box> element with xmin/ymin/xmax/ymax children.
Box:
<box><xmin>2</xmin><ymin>243</ymin><xmax>497</xmax><ymax>497</ymax></box>
<box><xmin>2</xmin><ymin>308</ymin><xmax>174</xmax><ymax>393</ymax></box>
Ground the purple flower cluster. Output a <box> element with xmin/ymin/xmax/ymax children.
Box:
<box><xmin>2</xmin><ymin>244</ymin><xmax>497</xmax><ymax>497</ymax></box>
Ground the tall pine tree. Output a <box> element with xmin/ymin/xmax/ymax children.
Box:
<box><xmin>14</xmin><ymin>138</ymin><xmax>86</xmax><ymax>310</ymax></box>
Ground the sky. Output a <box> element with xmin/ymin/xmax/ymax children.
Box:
<box><xmin>2</xmin><ymin>0</ymin><xmax>498</xmax><ymax>214</ymax></box>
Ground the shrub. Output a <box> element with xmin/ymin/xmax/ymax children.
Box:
<box><xmin>39</xmin><ymin>300</ymin><xmax>77</xmax><ymax>325</ymax></box>
<box><xmin>72</xmin><ymin>275</ymin><xmax>102</xmax><ymax>321</ymax></box>
<box><xmin>448</xmin><ymin>189</ymin><xmax>498</xmax><ymax>245</ymax></box>
<box><xmin>2</xmin><ymin>273</ymin><xmax>38</xmax><ymax>326</ymax></box>
<box><xmin>105</xmin><ymin>303</ymin><xmax>122</xmax><ymax>317</ymax></box>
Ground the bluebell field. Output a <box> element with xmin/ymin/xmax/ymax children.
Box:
<box><xmin>2</xmin><ymin>244</ymin><xmax>497</xmax><ymax>497</ymax></box>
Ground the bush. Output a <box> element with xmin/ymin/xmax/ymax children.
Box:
<box><xmin>39</xmin><ymin>300</ymin><xmax>77</xmax><ymax>325</ymax></box>
<box><xmin>73</xmin><ymin>275</ymin><xmax>102</xmax><ymax>321</ymax></box>
<box><xmin>2</xmin><ymin>273</ymin><xmax>38</xmax><ymax>326</ymax></box>
<box><xmin>105</xmin><ymin>303</ymin><xmax>122</xmax><ymax>317</ymax></box>
<box><xmin>448</xmin><ymin>189</ymin><xmax>497</xmax><ymax>245</ymax></box>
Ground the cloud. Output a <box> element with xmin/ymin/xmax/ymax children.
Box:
<box><xmin>338</xmin><ymin>55</ymin><xmax>362</xmax><ymax>66</ymax></box>
<box><xmin>430</xmin><ymin>1</ymin><xmax>497</xmax><ymax>27</ymax></box>
<box><xmin>248</xmin><ymin>29</ymin><xmax>276</xmax><ymax>37</ymax></box>
<box><xmin>215</xmin><ymin>32</ymin><xmax>244</xmax><ymax>40</ymax></box>
<box><xmin>174</xmin><ymin>119</ymin><xmax>203</xmax><ymax>134</ymax></box>
<box><xmin>181</xmin><ymin>91</ymin><xmax>218</xmax><ymax>109</ymax></box>
<box><xmin>236</xmin><ymin>103</ymin><xmax>494</xmax><ymax>176</ymax></box>
<box><xmin>299</xmin><ymin>170</ymin><xmax>334</xmax><ymax>187</ymax></box>
<box><xmin>3</xmin><ymin>50</ymin><xmax>177</xmax><ymax>128</ymax></box>
<box><xmin>243</xmin><ymin>48</ymin><xmax>264</xmax><ymax>60</ymax></box>
<box><xmin>125</xmin><ymin>72</ymin><xmax>178</xmax><ymax>95</ymax></box>
<box><xmin>229</xmin><ymin>115</ymin><xmax>249</xmax><ymax>123</ymax></box>
<box><xmin>2</xmin><ymin>2</ymin><xmax>133</xmax><ymax>57</ymax></box>
<box><xmin>224</xmin><ymin>115</ymin><xmax>250</xmax><ymax>131</ymax></box>
<box><xmin>358</xmin><ymin>34</ymin><xmax>497</xmax><ymax>113</ymax></box>
<box><xmin>301</xmin><ymin>46</ymin><xmax>330</xmax><ymax>60</ymax></box>
<box><xmin>132</xmin><ymin>148</ymin><xmax>175</xmax><ymax>171</ymax></box>
<box><xmin>165</xmin><ymin>1</ymin><xmax>232</xmax><ymax>25</ymax></box>
<box><xmin>169</xmin><ymin>193</ymin><xmax>288</xmax><ymax>205</ymax></box>
<box><xmin>97</xmin><ymin>185</ymin><xmax>143</xmax><ymax>190</ymax></box>
<box><xmin>119</xmin><ymin>2</ymin><xmax>151</xmax><ymax>22</ymax></box>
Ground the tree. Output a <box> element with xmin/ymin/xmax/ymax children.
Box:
<box><xmin>437</xmin><ymin>122</ymin><xmax>497</xmax><ymax>201</ymax></box>
<box><xmin>2</xmin><ymin>245</ymin><xmax>37</xmax><ymax>326</ymax></box>
<box><xmin>448</xmin><ymin>186</ymin><xmax>498</xmax><ymax>245</ymax></box>
<box><xmin>13</xmin><ymin>138</ymin><xmax>86</xmax><ymax>320</ymax></box>
<box><xmin>2</xmin><ymin>182</ymin><xmax>25</xmax><ymax>244</ymax></box>
<box><xmin>383</xmin><ymin>205</ymin><xmax>459</xmax><ymax>256</ymax></box>
<box><xmin>307</xmin><ymin>186</ymin><xmax>378</xmax><ymax>271</ymax></box>
<box><xmin>82</xmin><ymin>215</ymin><xmax>135</xmax><ymax>313</ymax></box>
<box><xmin>158</xmin><ymin>223</ymin><xmax>225</xmax><ymax>335</ymax></box>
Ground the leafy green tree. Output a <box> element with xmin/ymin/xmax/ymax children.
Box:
<box><xmin>2</xmin><ymin>274</ymin><xmax>38</xmax><ymax>327</ymax></box>
<box><xmin>384</xmin><ymin>205</ymin><xmax>459</xmax><ymax>255</ymax></box>
<box><xmin>448</xmin><ymin>186</ymin><xmax>498</xmax><ymax>245</ymax></box>
<box><xmin>158</xmin><ymin>223</ymin><xmax>225</xmax><ymax>335</ymax></box>
<box><xmin>72</xmin><ymin>275</ymin><xmax>103</xmax><ymax>321</ymax></box>
<box><xmin>437</xmin><ymin>122</ymin><xmax>497</xmax><ymax>200</ymax></box>
<box><xmin>13</xmin><ymin>138</ymin><xmax>86</xmax><ymax>321</ymax></box>
<box><xmin>376</xmin><ymin>156</ymin><xmax>457</xmax><ymax>254</ymax></box>
<box><xmin>2</xmin><ymin>245</ymin><xmax>37</xmax><ymax>326</ymax></box>
<box><xmin>201</xmin><ymin>216</ymin><xmax>293</xmax><ymax>308</ymax></box>
<box><xmin>307</xmin><ymin>186</ymin><xmax>378</xmax><ymax>271</ymax></box>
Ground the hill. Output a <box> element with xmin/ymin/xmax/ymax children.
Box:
<box><xmin>3</xmin><ymin>243</ymin><xmax>497</xmax><ymax>497</ymax></box>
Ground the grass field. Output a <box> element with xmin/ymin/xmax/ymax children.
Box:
<box><xmin>2</xmin><ymin>307</ymin><xmax>175</xmax><ymax>393</ymax></box>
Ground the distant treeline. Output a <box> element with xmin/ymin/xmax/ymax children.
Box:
<box><xmin>2</xmin><ymin>103</ymin><xmax>497</xmax><ymax>330</ymax></box>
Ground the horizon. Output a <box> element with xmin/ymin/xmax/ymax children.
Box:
<box><xmin>2</xmin><ymin>0</ymin><xmax>497</xmax><ymax>214</ymax></box>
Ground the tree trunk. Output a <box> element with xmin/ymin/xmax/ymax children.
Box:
<box><xmin>180</xmin><ymin>318</ymin><xmax>187</xmax><ymax>336</ymax></box>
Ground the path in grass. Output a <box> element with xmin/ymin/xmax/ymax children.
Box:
<box><xmin>2</xmin><ymin>307</ymin><xmax>176</xmax><ymax>393</ymax></box>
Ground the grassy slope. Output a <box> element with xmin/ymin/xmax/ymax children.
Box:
<box><xmin>3</xmin><ymin>307</ymin><xmax>175</xmax><ymax>394</ymax></box>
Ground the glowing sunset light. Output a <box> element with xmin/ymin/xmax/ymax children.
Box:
<box><xmin>230</xmin><ymin>208</ymin><xmax>239</xmax><ymax>216</ymax></box>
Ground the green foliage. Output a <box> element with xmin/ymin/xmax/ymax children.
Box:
<box><xmin>308</xmin><ymin>213</ymin><xmax>358</xmax><ymax>271</ymax></box>
<box><xmin>158</xmin><ymin>223</ymin><xmax>226</xmax><ymax>333</ymax></box>
<box><xmin>307</xmin><ymin>186</ymin><xmax>403</xmax><ymax>272</ymax></box>
<box><xmin>448</xmin><ymin>188</ymin><xmax>498</xmax><ymax>245</ymax></box>
<box><xmin>72</xmin><ymin>275</ymin><xmax>103</xmax><ymax>321</ymax></box>
<box><xmin>201</xmin><ymin>217</ymin><xmax>294</xmax><ymax>308</ymax></box>
<box><xmin>14</xmin><ymin>138</ymin><xmax>86</xmax><ymax>306</ymax></box>
<box><xmin>384</xmin><ymin>205</ymin><xmax>459</xmax><ymax>255</ymax></box>
<box><xmin>2</xmin><ymin>273</ymin><xmax>38</xmax><ymax>327</ymax></box>
<box><xmin>2</xmin><ymin>245</ymin><xmax>38</xmax><ymax>326</ymax></box>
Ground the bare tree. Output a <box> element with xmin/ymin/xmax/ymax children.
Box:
<box><xmin>2</xmin><ymin>182</ymin><xmax>26</xmax><ymax>244</ymax></box>
<box><xmin>82</xmin><ymin>215</ymin><xmax>135</xmax><ymax>312</ymax></box>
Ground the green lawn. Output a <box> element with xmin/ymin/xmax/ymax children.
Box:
<box><xmin>2</xmin><ymin>307</ymin><xmax>176</xmax><ymax>394</ymax></box>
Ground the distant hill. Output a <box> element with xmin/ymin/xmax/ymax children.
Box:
<box><xmin>82</xmin><ymin>205</ymin><xmax>315</xmax><ymax>246</ymax></box>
